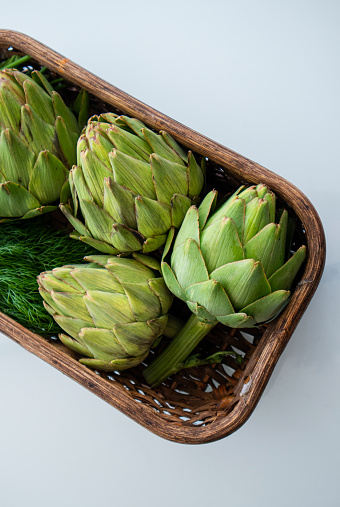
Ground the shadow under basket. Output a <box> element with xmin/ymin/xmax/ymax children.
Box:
<box><xmin>0</xmin><ymin>30</ymin><xmax>326</xmax><ymax>444</ymax></box>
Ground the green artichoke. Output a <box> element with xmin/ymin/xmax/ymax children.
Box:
<box><xmin>37</xmin><ymin>254</ymin><xmax>174</xmax><ymax>371</ymax></box>
<box><xmin>143</xmin><ymin>184</ymin><xmax>307</xmax><ymax>386</ymax></box>
<box><xmin>0</xmin><ymin>68</ymin><xmax>86</xmax><ymax>220</ymax></box>
<box><xmin>60</xmin><ymin>113</ymin><xmax>205</xmax><ymax>255</ymax></box>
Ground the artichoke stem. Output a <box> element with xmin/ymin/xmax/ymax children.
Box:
<box><xmin>143</xmin><ymin>314</ymin><xmax>216</xmax><ymax>387</ymax></box>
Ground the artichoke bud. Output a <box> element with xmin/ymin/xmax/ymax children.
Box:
<box><xmin>162</xmin><ymin>185</ymin><xmax>307</xmax><ymax>328</ymax></box>
<box><xmin>0</xmin><ymin>69</ymin><xmax>84</xmax><ymax>221</ymax></box>
<box><xmin>143</xmin><ymin>185</ymin><xmax>307</xmax><ymax>386</ymax></box>
<box><xmin>37</xmin><ymin>255</ymin><xmax>174</xmax><ymax>371</ymax></box>
<box><xmin>61</xmin><ymin>114</ymin><xmax>205</xmax><ymax>255</ymax></box>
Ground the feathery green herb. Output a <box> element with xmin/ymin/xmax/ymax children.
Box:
<box><xmin>0</xmin><ymin>218</ymin><xmax>96</xmax><ymax>335</ymax></box>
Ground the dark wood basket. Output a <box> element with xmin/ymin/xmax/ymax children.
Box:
<box><xmin>0</xmin><ymin>30</ymin><xmax>325</xmax><ymax>444</ymax></box>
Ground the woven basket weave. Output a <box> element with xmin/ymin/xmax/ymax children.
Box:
<box><xmin>0</xmin><ymin>31</ymin><xmax>325</xmax><ymax>444</ymax></box>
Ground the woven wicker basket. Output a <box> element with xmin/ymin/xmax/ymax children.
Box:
<box><xmin>0</xmin><ymin>30</ymin><xmax>325</xmax><ymax>444</ymax></box>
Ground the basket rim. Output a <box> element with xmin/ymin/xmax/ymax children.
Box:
<box><xmin>0</xmin><ymin>29</ymin><xmax>326</xmax><ymax>444</ymax></box>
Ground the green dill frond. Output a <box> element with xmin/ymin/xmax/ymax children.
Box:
<box><xmin>0</xmin><ymin>217</ymin><xmax>96</xmax><ymax>336</ymax></box>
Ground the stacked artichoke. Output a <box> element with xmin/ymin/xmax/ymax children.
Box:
<box><xmin>60</xmin><ymin>113</ymin><xmax>205</xmax><ymax>254</ymax></box>
<box><xmin>143</xmin><ymin>185</ymin><xmax>307</xmax><ymax>386</ymax></box>
<box><xmin>38</xmin><ymin>255</ymin><xmax>173</xmax><ymax>371</ymax></box>
<box><xmin>161</xmin><ymin>185</ymin><xmax>306</xmax><ymax>327</ymax></box>
<box><xmin>0</xmin><ymin>54</ymin><xmax>307</xmax><ymax>383</ymax></box>
<box><xmin>0</xmin><ymin>68</ymin><xmax>86</xmax><ymax>220</ymax></box>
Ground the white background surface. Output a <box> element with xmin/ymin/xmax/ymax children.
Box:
<box><xmin>1</xmin><ymin>1</ymin><xmax>339</xmax><ymax>506</ymax></box>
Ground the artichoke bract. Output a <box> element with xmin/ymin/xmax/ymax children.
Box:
<box><xmin>60</xmin><ymin>113</ymin><xmax>205</xmax><ymax>255</ymax></box>
<box><xmin>0</xmin><ymin>69</ymin><xmax>85</xmax><ymax>220</ymax></box>
<box><xmin>37</xmin><ymin>254</ymin><xmax>174</xmax><ymax>371</ymax></box>
<box><xmin>143</xmin><ymin>184</ymin><xmax>307</xmax><ymax>386</ymax></box>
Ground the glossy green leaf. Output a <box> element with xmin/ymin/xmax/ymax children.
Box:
<box><xmin>85</xmin><ymin>127</ymin><xmax>114</xmax><ymax>167</ymax></box>
<box><xmin>84</xmin><ymin>290</ymin><xmax>135</xmax><ymax>326</ymax></box>
<box><xmin>135</xmin><ymin>194</ymin><xmax>172</xmax><ymax>237</ymax></box>
<box><xmin>244</xmin><ymin>222</ymin><xmax>278</xmax><ymax>272</ymax></box>
<box><xmin>11</xmin><ymin>70</ymin><xmax>28</xmax><ymax>89</ymax></box>
<box><xmin>54</xmin><ymin>315</ymin><xmax>94</xmax><ymax>340</ymax></box>
<box><xmin>132</xmin><ymin>253</ymin><xmax>161</xmax><ymax>272</ymax></box>
<box><xmin>187</xmin><ymin>151</ymin><xmax>205</xmax><ymax>199</ymax></box>
<box><xmin>197</xmin><ymin>190</ymin><xmax>218</xmax><ymax>229</ymax></box>
<box><xmin>171</xmin><ymin>238</ymin><xmax>209</xmax><ymax>290</ymax></box>
<box><xmin>0</xmin><ymin>81</ymin><xmax>23</xmax><ymax>134</ymax></box>
<box><xmin>265</xmin><ymin>209</ymin><xmax>288</xmax><ymax>278</ymax></box>
<box><xmin>161</xmin><ymin>228</ymin><xmax>176</xmax><ymax>261</ymax></box>
<box><xmin>123</xmin><ymin>281</ymin><xmax>161</xmax><ymax>320</ymax></box>
<box><xmin>148</xmin><ymin>277</ymin><xmax>173</xmax><ymax>314</ymax></box>
<box><xmin>106</xmin><ymin>124</ymin><xmax>152</xmax><ymax>161</ymax></box>
<box><xmin>59</xmin><ymin>203</ymin><xmax>91</xmax><ymax>237</ymax></box>
<box><xmin>70</xmin><ymin>165</ymin><xmax>94</xmax><ymax>205</ymax></box>
<box><xmin>51</xmin><ymin>291</ymin><xmax>90</xmax><ymax>321</ymax></box>
<box><xmin>146</xmin><ymin>315</ymin><xmax>169</xmax><ymax>337</ymax></box>
<box><xmin>111</xmin><ymin>223</ymin><xmax>144</xmax><ymax>253</ymax></box>
<box><xmin>114</xmin><ymin>116</ymin><xmax>146</xmax><ymax>138</ymax></box>
<box><xmin>103</xmin><ymin>178</ymin><xmax>137</xmax><ymax>229</ymax></box>
<box><xmin>77</xmin><ymin>133</ymin><xmax>89</xmax><ymax>161</ymax></box>
<box><xmin>83</xmin><ymin>255</ymin><xmax>112</xmax><ymax>266</ymax></box>
<box><xmin>80</xmin><ymin>354</ymin><xmax>148</xmax><ymax>371</ymax></box>
<box><xmin>96</xmin><ymin>113</ymin><xmax>118</xmax><ymax>124</ymax></box>
<box><xmin>78</xmin><ymin>199</ymin><xmax>114</xmax><ymax>244</ymax></box>
<box><xmin>71</xmin><ymin>267</ymin><xmax>124</xmax><ymax>294</ymax></box>
<box><xmin>269</xmin><ymin>245</ymin><xmax>307</xmax><ymax>292</ymax></box>
<box><xmin>240</xmin><ymin>290</ymin><xmax>290</xmax><ymax>323</ymax></box>
<box><xmin>243</xmin><ymin>197</ymin><xmax>270</xmax><ymax>244</ymax></box>
<box><xmin>68</xmin><ymin>167</ymin><xmax>79</xmax><ymax>214</ymax></box>
<box><xmin>264</xmin><ymin>190</ymin><xmax>276</xmax><ymax>222</ymax></box>
<box><xmin>161</xmin><ymin>261</ymin><xmax>187</xmax><ymax>301</ymax></box>
<box><xmin>52</xmin><ymin>267</ymin><xmax>88</xmax><ymax>290</ymax></box>
<box><xmin>200</xmin><ymin>216</ymin><xmax>244</xmax><ymax>272</ymax></box>
<box><xmin>109</xmin><ymin>149</ymin><xmax>156</xmax><ymax>199</ymax></box>
<box><xmin>59</xmin><ymin>333</ymin><xmax>91</xmax><ymax>357</ymax></box>
<box><xmin>0</xmin><ymin>128</ymin><xmax>35</xmax><ymax>187</ymax></box>
<box><xmin>38</xmin><ymin>271</ymin><xmax>81</xmax><ymax>294</ymax></box>
<box><xmin>210</xmin><ymin>259</ymin><xmax>271</xmax><ymax>311</ymax></box>
<box><xmin>52</xmin><ymin>91</ymin><xmax>79</xmax><ymax>133</ymax></box>
<box><xmin>185</xmin><ymin>279</ymin><xmax>234</xmax><ymax>317</ymax></box>
<box><xmin>39</xmin><ymin>288</ymin><xmax>60</xmax><ymax>316</ymax></box>
<box><xmin>20</xmin><ymin>205</ymin><xmax>56</xmax><ymax>220</ymax></box>
<box><xmin>150</xmin><ymin>153</ymin><xmax>188</xmax><ymax>204</ymax></box>
<box><xmin>23</xmin><ymin>79</ymin><xmax>55</xmax><ymax>125</ymax></box>
<box><xmin>79</xmin><ymin>328</ymin><xmax>127</xmax><ymax>360</ymax></box>
<box><xmin>237</xmin><ymin>185</ymin><xmax>257</xmax><ymax>203</ymax></box>
<box><xmin>29</xmin><ymin>151</ymin><xmax>68</xmax><ymax>205</ymax></box>
<box><xmin>217</xmin><ymin>313</ymin><xmax>256</xmax><ymax>328</ymax></box>
<box><xmin>142</xmin><ymin>127</ymin><xmax>184</xmax><ymax>164</ymax></box>
<box><xmin>20</xmin><ymin>104</ymin><xmax>55</xmax><ymax>154</ymax></box>
<box><xmin>70</xmin><ymin>232</ymin><xmax>119</xmax><ymax>254</ymax></box>
<box><xmin>106</xmin><ymin>256</ymin><xmax>155</xmax><ymax>283</ymax></box>
<box><xmin>173</xmin><ymin>205</ymin><xmax>200</xmax><ymax>252</ymax></box>
<box><xmin>204</xmin><ymin>189</ymin><xmax>243</xmax><ymax>230</ymax></box>
<box><xmin>186</xmin><ymin>301</ymin><xmax>216</xmax><ymax>323</ymax></box>
<box><xmin>0</xmin><ymin>181</ymin><xmax>40</xmax><ymax>217</ymax></box>
<box><xmin>160</xmin><ymin>130</ymin><xmax>188</xmax><ymax>161</ymax></box>
<box><xmin>142</xmin><ymin>234</ymin><xmax>168</xmax><ymax>253</ymax></box>
<box><xmin>170</xmin><ymin>193</ymin><xmax>192</xmax><ymax>228</ymax></box>
<box><xmin>73</xmin><ymin>89</ymin><xmax>89</xmax><ymax>129</ymax></box>
<box><xmin>55</xmin><ymin>116</ymin><xmax>79</xmax><ymax>168</ymax></box>
<box><xmin>30</xmin><ymin>70</ymin><xmax>54</xmax><ymax>95</ymax></box>
<box><xmin>60</xmin><ymin>178</ymin><xmax>71</xmax><ymax>204</ymax></box>
<box><xmin>79</xmin><ymin>149</ymin><xmax>112</xmax><ymax>206</ymax></box>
